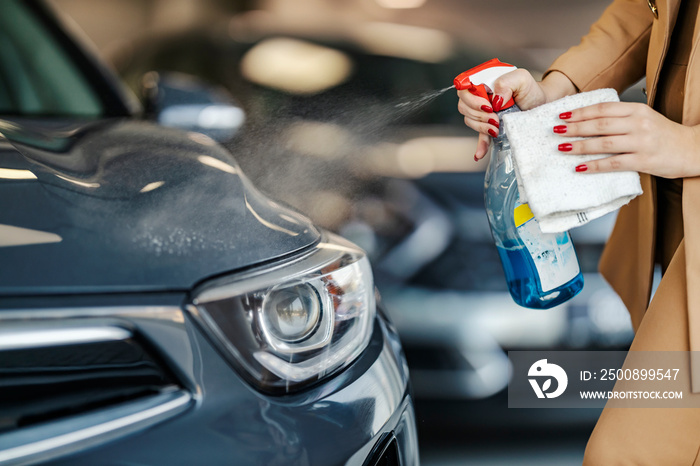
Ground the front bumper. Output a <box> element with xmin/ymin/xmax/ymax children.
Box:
<box><xmin>0</xmin><ymin>296</ymin><xmax>418</xmax><ymax>466</ymax></box>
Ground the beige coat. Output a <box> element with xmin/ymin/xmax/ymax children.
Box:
<box><xmin>547</xmin><ymin>0</ymin><xmax>700</xmax><ymax>354</ymax></box>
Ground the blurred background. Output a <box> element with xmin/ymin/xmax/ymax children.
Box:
<box><xmin>48</xmin><ymin>0</ymin><xmax>642</xmax><ymax>463</ymax></box>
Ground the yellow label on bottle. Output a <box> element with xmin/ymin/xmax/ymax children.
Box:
<box><xmin>514</xmin><ymin>203</ymin><xmax>534</xmax><ymax>228</ymax></box>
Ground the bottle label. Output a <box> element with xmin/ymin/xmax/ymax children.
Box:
<box><xmin>514</xmin><ymin>203</ymin><xmax>580</xmax><ymax>292</ymax></box>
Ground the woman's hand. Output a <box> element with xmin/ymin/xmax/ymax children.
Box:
<box><xmin>555</xmin><ymin>102</ymin><xmax>700</xmax><ymax>179</ymax></box>
<box><xmin>457</xmin><ymin>69</ymin><xmax>577</xmax><ymax>160</ymax></box>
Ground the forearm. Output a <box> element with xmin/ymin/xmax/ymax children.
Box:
<box><xmin>544</xmin><ymin>0</ymin><xmax>651</xmax><ymax>93</ymax></box>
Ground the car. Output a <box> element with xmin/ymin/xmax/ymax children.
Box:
<box><xmin>0</xmin><ymin>1</ymin><xmax>419</xmax><ymax>465</ymax></box>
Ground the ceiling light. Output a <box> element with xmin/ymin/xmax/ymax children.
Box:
<box><xmin>375</xmin><ymin>0</ymin><xmax>427</xmax><ymax>8</ymax></box>
<box><xmin>352</xmin><ymin>22</ymin><xmax>453</xmax><ymax>63</ymax></box>
<box><xmin>241</xmin><ymin>38</ymin><xmax>353</xmax><ymax>95</ymax></box>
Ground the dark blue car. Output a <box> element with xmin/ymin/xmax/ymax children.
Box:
<box><xmin>0</xmin><ymin>1</ymin><xmax>418</xmax><ymax>464</ymax></box>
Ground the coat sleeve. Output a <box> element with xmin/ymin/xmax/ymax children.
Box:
<box><xmin>545</xmin><ymin>0</ymin><xmax>653</xmax><ymax>93</ymax></box>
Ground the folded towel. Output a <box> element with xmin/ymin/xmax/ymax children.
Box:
<box><xmin>502</xmin><ymin>89</ymin><xmax>643</xmax><ymax>233</ymax></box>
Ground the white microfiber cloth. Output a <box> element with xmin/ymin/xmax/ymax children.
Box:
<box><xmin>502</xmin><ymin>89</ymin><xmax>643</xmax><ymax>233</ymax></box>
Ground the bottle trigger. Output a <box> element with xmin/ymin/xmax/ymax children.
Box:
<box><xmin>454</xmin><ymin>58</ymin><xmax>517</xmax><ymax>109</ymax></box>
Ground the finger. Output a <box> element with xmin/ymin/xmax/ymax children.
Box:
<box><xmin>456</xmin><ymin>89</ymin><xmax>499</xmax><ymax>138</ymax></box>
<box><xmin>492</xmin><ymin>69</ymin><xmax>542</xmax><ymax>111</ymax></box>
<box><xmin>475</xmin><ymin>133</ymin><xmax>491</xmax><ymax>160</ymax></box>
<box><xmin>553</xmin><ymin>117</ymin><xmax>632</xmax><ymax>138</ymax></box>
<box><xmin>558</xmin><ymin>135</ymin><xmax>635</xmax><ymax>155</ymax></box>
<box><xmin>559</xmin><ymin>101</ymin><xmax>637</xmax><ymax>122</ymax></box>
<box><xmin>574</xmin><ymin>154</ymin><xmax>638</xmax><ymax>174</ymax></box>
<box><xmin>457</xmin><ymin>89</ymin><xmax>494</xmax><ymax>113</ymax></box>
<box><xmin>458</xmin><ymin>94</ymin><xmax>500</xmax><ymax>136</ymax></box>
<box><xmin>458</xmin><ymin>97</ymin><xmax>496</xmax><ymax>135</ymax></box>
<box><xmin>458</xmin><ymin>98</ymin><xmax>494</xmax><ymax>121</ymax></box>
<box><xmin>464</xmin><ymin>116</ymin><xmax>500</xmax><ymax>139</ymax></box>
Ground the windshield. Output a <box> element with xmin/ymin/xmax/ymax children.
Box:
<box><xmin>0</xmin><ymin>0</ymin><xmax>108</xmax><ymax>117</ymax></box>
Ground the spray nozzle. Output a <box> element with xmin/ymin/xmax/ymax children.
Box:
<box><xmin>454</xmin><ymin>58</ymin><xmax>517</xmax><ymax>110</ymax></box>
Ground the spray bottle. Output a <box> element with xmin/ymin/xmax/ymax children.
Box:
<box><xmin>454</xmin><ymin>59</ymin><xmax>583</xmax><ymax>309</ymax></box>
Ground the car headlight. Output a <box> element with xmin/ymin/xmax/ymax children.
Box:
<box><xmin>189</xmin><ymin>233</ymin><xmax>375</xmax><ymax>394</ymax></box>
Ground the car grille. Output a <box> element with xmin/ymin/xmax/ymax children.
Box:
<box><xmin>0</xmin><ymin>325</ymin><xmax>181</xmax><ymax>434</ymax></box>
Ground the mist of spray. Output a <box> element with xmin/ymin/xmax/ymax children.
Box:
<box><xmin>393</xmin><ymin>85</ymin><xmax>455</xmax><ymax>117</ymax></box>
<box><xmin>226</xmin><ymin>84</ymin><xmax>457</xmax><ymax>229</ymax></box>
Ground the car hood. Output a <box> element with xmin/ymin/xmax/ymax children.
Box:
<box><xmin>0</xmin><ymin>118</ymin><xmax>320</xmax><ymax>295</ymax></box>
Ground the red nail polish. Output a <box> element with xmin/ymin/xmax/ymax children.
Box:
<box><xmin>474</xmin><ymin>154</ymin><xmax>479</xmax><ymax>162</ymax></box>
<box><xmin>559</xmin><ymin>112</ymin><xmax>572</xmax><ymax>120</ymax></box>
<box><xmin>488</xmin><ymin>118</ymin><xmax>500</xmax><ymax>128</ymax></box>
<box><xmin>558</xmin><ymin>143</ymin><xmax>573</xmax><ymax>152</ymax></box>
<box><xmin>575</xmin><ymin>164</ymin><xmax>588</xmax><ymax>172</ymax></box>
<box><xmin>481</xmin><ymin>105</ymin><xmax>493</xmax><ymax>113</ymax></box>
<box><xmin>553</xmin><ymin>125</ymin><xmax>567</xmax><ymax>134</ymax></box>
<box><xmin>492</xmin><ymin>96</ymin><xmax>504</xmax><ymax>112</ymax></box>
<box><xmin>488</xmin><ymin>128</ymin><xmax>498</xmax><ymax>138</ymax></box>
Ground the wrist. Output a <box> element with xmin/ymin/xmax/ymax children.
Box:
<box><xmin>539</xmin><ymin>71</ymin><xmax>578</xmax><ymax>103</ymax></box>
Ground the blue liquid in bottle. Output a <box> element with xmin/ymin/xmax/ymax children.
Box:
<box><xmin>496</xmin><ymin>240</ymin><xmax>584</xmax><ymax>309</ymax></box>
<box><xmin>485</xmin><ymin>107</ymin><xmax>584</xmax><ymax>309</ymax></box>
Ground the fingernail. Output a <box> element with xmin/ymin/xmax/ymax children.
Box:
<box><xmin>558</xmin><ymin>143</ymin><xmax>573</xmax><ymax>152</ymax></box>
<box><xmin>553</xmin><ymin>125</ymin><xmax>567</xmax><ymax>134</ymax></box>
<box><xmin>474</xmin><ymin>154</ymin><xmax>479</xmax><ymax>162</ymax></box>
<box><xmin>492</xmin><ymin>96</ymin><xmax>504</xmax><ymax>112</ymax></box>
<box><xmin>488</xmin><ymin>128</ymin><xmax>498</xmax><ymax>138</ymax></box>
<box><xmin>488</xmin><ymin>118</ymin><xmax>500</xmax><ymax>128</ymax></box>
<box><xmin>575</xmin><ymin>164</ymin><xmax>588</xmax><ymax>172</ymax></box>
<box><xmin>559</xmin><ymin>111</ymin><xmax>572</xmax><ymax>120</ymax></box>
<box><xmin>481</xmin><ymin>105</ymin><xmax>494</xmax><ymax>113</ymax></box>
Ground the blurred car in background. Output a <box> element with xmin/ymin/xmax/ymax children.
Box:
<box><xmin>0</xmin><ymin>1</ymin><xmax>418</xmax><ymax>465</ymax></box>
<box><xmin>377</xmin><ymin>173</ymin><xmax>634</xmax><ymax>401</ymax></box>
